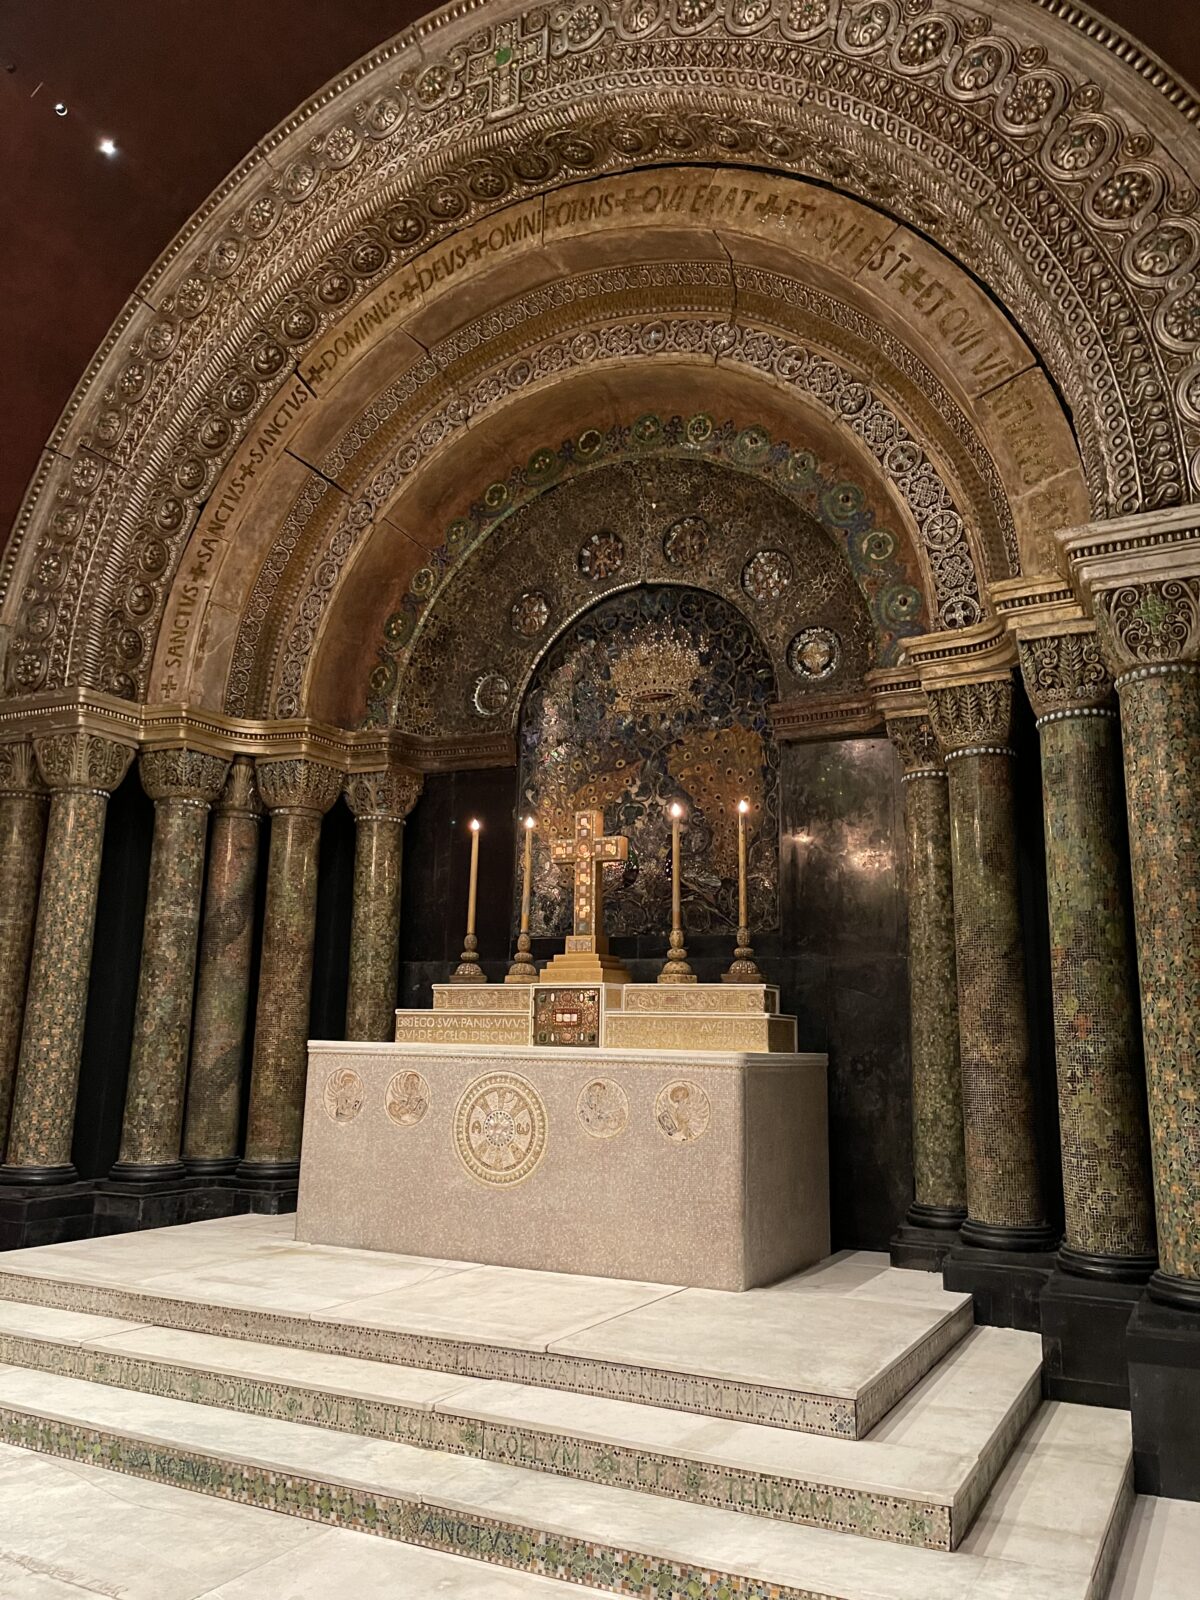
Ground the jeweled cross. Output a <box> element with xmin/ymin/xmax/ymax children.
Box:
<box><xmin>550</xmin><ymin>808</ymin><xmax>629</xmax><ymax>949</ymax></box>
<box><xmin>465</xmin><ymin>19</ymin><xmax>546</xmax><ymax>120</ymax></box>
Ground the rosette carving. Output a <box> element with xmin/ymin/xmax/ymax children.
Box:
<box><xmin>1017</xmin><ymin>630</ymin><xmax>1113</xmax><ymax>716</ymax></box>
<box><xmin>927</xmin><ymin>677</ymin><xmax>1014</xmax><ymax>753</ymax></box>
<box><xmin>1093</xmin><ymin>579</ymin><xmax>1200</xmax><ymax>675</ymax></box>
<box><xmin>885</xmin><ymin>712</ymin><xmax>943</xmax><ymax>773</ymax></box>
<box><xmin>255</xmin><ymin>757</ymin><xmax>344</xmax><ymax>816</ymax></box>
<box><xmin>139</xmin><ymin>748</ymin><xmax>231</xmax><ymax>805</ymax></box>
<box><xmin>345</xmin><ymin>768</ymin><xmax>423</xmax><ymax>820</ymax></box>
<box><xmin>32</xmin><ymin>733</ymin><xmax>134</xmax><ymax>794</ymax></box>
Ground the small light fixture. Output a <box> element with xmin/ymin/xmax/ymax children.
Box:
<box><xmin>524</xmin><ymin>815</ymin><xmax>535</xmax><ymax>831</ymax></box>
<box><xmin>670</xmin><ymin>801</ymin><xmax>683</xmax><ymax>819</ymax></box>
<box><xmin>53</xmin><ymin>101</ymin><xmax>68</xmax><ymax>116</ymax></box>
<box><xmin>469</xmin><ymin>818</ymin><xmax>481</xmax><ymax>832</ymax></box>
<box><xmin>98</xmin><ymin>137</ymin><xmax>117</xmax><ymax>157</ymax></box>
<box><xmin>738</xmin><ymin>799</ymin><xmax>750</xmax><ymax>814</ymax></box>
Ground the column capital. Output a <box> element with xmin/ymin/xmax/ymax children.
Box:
<box><xmin>926</xmin><ymin>676</ymin><xmax>1014</xmax><ymax>756</ymax></box>
<box><xmin>0</xmin><ymin>738</ymin><xmax>46</xmax><ymax>798</ymax></box>
<box><xmin>32</xmin><ymin>731</ymin><xmax>134</xmax><ymax>795</ymax></box>
<box><xmin>255</xmin><ymin>756</ymin><xmax>343</xmax><ymax>817</ymax></box>
<box><xmin>139</xmin><ymin>748</ymin><xmax>230</xmax><ymax>805</ymax></box>
<box><xmin>345</xmin><ymin>766</ymin><xmax>423</xmax><ymax>822</ymax></box>
<box><xmin>884</xmin><ymin>712</ymin><xmax>945</xmax><ymax>776</ymax></box>
<box><xmin>215</xmin><ymin>755</ymin><xmax>262</xmax><ymax>819</ymax></box>
<box><xmin>1016</xmin><ymin>626</ymin><xmax>1114</xmax><ymax>720</ymax></box>
<box><xmin>1059</xmin><ymin>507</ymin><xmax>1200</xmax><ymax>677</ymax></box>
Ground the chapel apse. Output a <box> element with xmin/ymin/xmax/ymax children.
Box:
<box><xmin>516</xmin><ymin>584</ymin><xmax>780</xmax><ymax>940</ymax></box>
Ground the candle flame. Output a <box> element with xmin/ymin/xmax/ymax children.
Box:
<box><xmin>469</xmin><ymin>818</ymin><xmax>481</xmax><ymax>832</ymax></box>
<box><xmin>738</xmin><ymin>799</ymin><xmax>750</xmax><ymax>814</ymax></box>
<box><xmin>524</xmin><ymin>815</ymin><xmax>536</xmax><ymax>830</ymax></box>
<box><xmin>669</xmin><ymin>801</ymin><xmax>683</xmax><ymax>818</ymax></box>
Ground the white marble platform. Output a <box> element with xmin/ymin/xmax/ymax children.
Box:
<box><xmin>0</xmin><ymin>1219</ymin><xmax>972</xmax><ymax>1439</ymax></box>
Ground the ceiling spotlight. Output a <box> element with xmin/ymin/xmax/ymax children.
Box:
<box><xmin>98</xmin><ymin>137</ymin><xmax>117</xmax><ymax>157</ymax></box>
<box><xmin>53</xmin><ymin>101</ymin><xmax>67</xmax><ymax>116</ymax></box>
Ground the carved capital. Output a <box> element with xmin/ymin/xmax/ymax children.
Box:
<box><xmin>0</xmin><ymin>738</ymin><xmax>47</xmax><ymax>798</ymax></box>
<box><xmin>1017</xmin><ymin>628</ymin><xmax>1114</xmax><ymax>717</ymax></box>
<box><xmin>1092</xmin><ymin>579</ymin><xmax>1200</xmax><ymax>677</ymax></box>
<box><xmin>927</xmin><ymin>677</ymin><xmax>1014</xmax><ymax>755</ymax></box>
<box><xmin>33</xmin><ymin>731</ymin><xmax>134</xmax><ymax>795</ymax></box>
<box><xmin>215</xmin><ymin>755</ymin><xmax>262</xmax><ymax>818</ymax></box>
<box><xmin>255</xmin><ymin>756</ymin><xmax>343</xmax><ymax>816</ymax></box>
<box><xmin>140</xmin><ymin>748</ymin><xmax>230</xmax><ymax>805</ymax></box>
<box><xmin>885</xmin><ymin>713</ymin><xmax>943</xmax><ymax>774</ymax></box>
<box><xmin>345</xmin><ymin>767</ymin><xmax>423</xmax><ymax>822</ymax></box>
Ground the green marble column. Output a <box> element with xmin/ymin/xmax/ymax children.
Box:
<box><xmin>928</xmin><ymin>676</ymin><xmax>1055</xmax><ymax>1251</ymax></box>
<box><xmin>111</xmin><ymin>748</ymin><xmax>230</xmax><ymax>1182</ymax></box>
<box><xmin>345</xmin><ymin>767</ymin><xmax>422</xmax><ymax>1042</ymax></box>
<box><xmin>1018</xmin><ymin>627</ymin><xmax>1156</xmax><ymax>1280</ymax></box>
<box><xmin>183</xmin><ymin>758</ymin><xmax>262</xmax><ymax>1175</ymax></box>
<box><xmin>886</xmin><ymin>713</ymin><xmax>965</xmax><ymax>1231</ymax></box>
<box><xmin>239</xmin><ymin>757</ymin><xmax>342</xmax><ymax>1181</ymax></box>
<box><xmin>0</xmin><ymin>741</ymin><xmax>48</xmax><ymax>1158</ymax></box>
<box><xmin>0</xmin><ymin>732</ymin><xmax>133</xmax><ymax>1183</ymax></box>
<box><xmin>1087</xmin><ymin>575</ymin><xmax>1200</xmax><ymax>1308</ymax></box>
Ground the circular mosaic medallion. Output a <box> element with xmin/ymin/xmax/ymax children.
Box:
<box><xmin>323</xmin><ymin>1068</ymin><xmax>365</xmax><ymax>1124</ymax></box>
<box><xmin>576</xmin><ymin>1078</ymin><xmax>630</xmax><ymax>1140</ymax></box>
<box><xmin>741</xmin><ymin>548</ymin><xmax>794</xmax><ymax>605</ymax></box>
<box><xmin>385</xmin><ymin>1070</ymin><xmax>431</xmax><ymax>1128</ymax></box>
<box><xmin>663</xmin><ymin>516</ymin><xmax>710</xmax><ymax>565</ymax></box>
<box><xmin>455</xmin><ymin>1072</ymin><xmax>548</xmax><ymax>1186</ymax></box>
<box><xmin>510</xmin><ymin>591</ymin><xmax>551</xmax><ymax>637</ymax></box>
<box><xmin>472</xmin><ymin>671</ymin><xmax>511</xmax><ymax>716</ymax></box>
<box><xmin>578</xmin><ymin>529</ymin><xmax>625</xmax><ymax>579</ymax></box>
<box><xmin>654</xmin><ymin>1080</ymin><xmax>711</xmax><ymax>1144</ymax></box>
<box><xmin>787</xmin><ymin>627</ymin><xmax>841</xmax><ymax>681</ymax></box>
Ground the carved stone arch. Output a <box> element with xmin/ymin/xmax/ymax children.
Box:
<box><xmin>3</xmin><ymin>0</ymin><xmax>1198</xmax><ymax>707</ymax></box>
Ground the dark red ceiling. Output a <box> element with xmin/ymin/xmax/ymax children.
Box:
<box><xmin>1</xmin><ymin>1</ymin><xmax>1196</xmax><ymax>552</ymax></box>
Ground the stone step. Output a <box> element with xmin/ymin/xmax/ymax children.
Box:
<box><xmin>0</xmin><ymin>1296</ymin><xmax>1041</xmax><ymax>1549</ymax></box>
<box><xmin>0</xmin><ymin>1225</ymin><xmax>974</xmax><ymax>1439</ymax></box>
<box><xmin>0</xmin><ymin>1364</ymin><xmax>1133</xmax><ymax>1600</ymax></box>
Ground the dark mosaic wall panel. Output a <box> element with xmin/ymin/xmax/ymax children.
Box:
<box><xmin>516</xmin><ymin>585</ymin><xmax>780</xmax><ymax>940</ymax></box>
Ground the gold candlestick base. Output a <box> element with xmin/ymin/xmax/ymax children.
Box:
<box><xmin>722</xmin><ymin>928</ymin><xmax>763</xmax><ymax>984</ymax></box>
<box><xmin>505</xmin><ymin>931</ymin><xmax>539</xmax><ymax>984</ymax></box>
<box><xmin>658</xmin><ymin>930</ymin><xmax>697</xmax><ymax>984</ymax></box>
<box><xmin>449</xmin><ymin>932</ymin><xmax>486</xmax><ymax>984</ymax></box>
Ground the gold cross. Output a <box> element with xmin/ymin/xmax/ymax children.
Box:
<box><xmin>550</xmin><ymin>808</ymin><xmax>629</xmax><ymax>952</ymax></box>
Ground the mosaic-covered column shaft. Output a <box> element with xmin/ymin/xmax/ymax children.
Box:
<box><xmin>0</xmin><ymin>741</ymin><xmax>48</xmax><ymax>1157</ymax></box>
<box><xmin>112</xmin><ymin>748</ymin><xmax>230</xmax><ymax>1181</ymax></box>
<box><xmin>183</xmin><ymin>758</ymin><xmax>262</xmax><ymax>1174</ymax></box>
<box><xmin>1087</xmin><ymin>574</ymin><xmax>1200</xmax><ymax>1308</ymax></box>
<box><xmin>887</xmin><ymin>714</ymin><xmax>965</xmax><ymax>1227</ymax></box>
<box><xmin>0</xmin><ymin>733</ymin><xmax>133</xmax><ymax>1182</ymax></box>
<box><xmin>929</xmin><ymin>677</ymin><xmax>1054</xmax><ymax>1250</ymax></box>
<box><xmin>1019</xmin><ymin>628</ymin><xmax>1156</xmax><ymax>1279</ymax></box>
<box><xmin>345</xmin><ymin>768</ymin><xmax>422</xmax><ymax>1042</ymax></box>
<box><xmin>240</xmin><ymin>758</ymin><xmax>342</xmax><ymax>1178</ymax></box>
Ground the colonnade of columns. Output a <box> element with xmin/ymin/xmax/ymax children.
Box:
<box><xmin>0</xmin><ymin>734</ymin><xmax>420</xmax><ymax>1192</ymax></box>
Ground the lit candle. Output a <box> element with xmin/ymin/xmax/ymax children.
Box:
<box><xmin>670</xmin><ymin>801</ymin><xmax>683</xmax><ymax>935</ymax></box>
<box><xmin>466</xmin><ymin>819</ymin><xmax>481</xmax><ymax>937</ymax></box>
<box><xmin>737</xmin><ymin>799</ymin><xmax>750</xmax><ymax>931</ymax></box>
<box><xmin>519</xmin><ymin>815</ymin><xmax>535</xmax><ymax>933</ymax></box>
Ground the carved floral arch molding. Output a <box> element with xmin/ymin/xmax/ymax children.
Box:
<box><xmin>3</xmin><ymin>0</ymin><xmax>1199</xmax><ymax>712</ymax></box>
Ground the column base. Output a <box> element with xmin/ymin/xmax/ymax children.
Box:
<box><xmin>233</xmin><ymin>1160</ymin><xmax>300</xmax><ymax>1212</ymax></box>
<box><xmin>943</xmin><ymin>1241</ymin><xmax>1058</xmax><ymax>1331</ymax></box>
<box><xmin>0</xmin><ymin>1178</ymin><xmax>97</xmax><ymax>1249</ymax></box>
<box><xmin>959</xmin><ymin>1218</ymin><xmax>1060</xmax><ymax>1252</ymax></box>
<box><xmin>890</xmin><ymin>1205</ymin><xmax>964</xmax><ymax>1272</ymax></box>
<box><xmin>0</xmin><ymin>1163</ymin><xmax>79</xmax><ymax>1187</ymax></box>
<box><xmin>107</xmin><ymin>1160</ymin><xmax>188</xmax><ymax>1185</ymax></box>
<box><xmin>1040</xmin><ymin>1269</ymin><xmax>1142</xmax><ymax>1408</ymax></box>
<box><xmin>183</xmin><ymin>1157</ymin><xmax>240</xmax><ymax>1177</ymax></box>
<box><xmin>1128</xmin><ymin>1295</ymin><xmax>1200</xmax><ymax>1500</ymax></box>
<box><xmin>1058</xmin><ymin>1243</ymin><xmax>1157</xmax><ymax>1285</ymax></box>
<box><xmin>1147</xmin><ymin>1270</ymin><xmax>1200</xmax><ymax>1312</ymax></box>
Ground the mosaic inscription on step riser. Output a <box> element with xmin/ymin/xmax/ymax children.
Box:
<box><xmin>0</xmin><ymin>1271</ymin><xmax>969</xmax><ymax>1442</ymax></box>
<box><xmin>0</xmin><ymin>1333</ymin><xmax>951</xmax><ymax>1549</ymax></box>
<box><xmin>0</xmin><ymin>1408</ymin><xmax>852</xmax><ymax>1600</ymax></box>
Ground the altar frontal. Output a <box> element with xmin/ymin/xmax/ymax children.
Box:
<box><xmin>298</xmin><ymin>806</ymin><xmax>829</xmax><ymax>1290</ymax></box>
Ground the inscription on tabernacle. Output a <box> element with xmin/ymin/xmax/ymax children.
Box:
<box><xmin>393</xmin><ymin>1014</ymin><xmax>528</xmax><ymax>1043</ymax></box>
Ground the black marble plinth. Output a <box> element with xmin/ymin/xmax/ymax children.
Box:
<box><xmin>0</xmin><ymin>1179</ymin><xmax>97</xmax><ymax>1249</ymax></box>
<box><xmin>890</xmin><ymin>1217</ymin><xmax>963</xmax><ymax>1272</ymax></box>
<box><xmin>0</xmin><ymin>1174</ymin><xmax>296</xmax><ymax>1249</ymax></box>
<box><xmin>1128</xmin><ymin>1297</ymin><xmax>1200</xmax><ymax>1500</ymax></box>
<box><xmin>1040</xmin><ymin>1269</ymin><xmax>1142</xmax><ymax>1408</ymax></box>
<box><xmin>943</xmin><ymin>1242</ymin><xmax>1057</xmax><ymax>1331</ymax></box>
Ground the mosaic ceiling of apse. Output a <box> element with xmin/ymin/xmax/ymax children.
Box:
<box><xmin>363</xmin><ymin>414</ymin><xmax>926</xmax><ymax>729</ymax></box>
<box><xmin>517</xmin><ymin>585</ymin><xmax>780</xmax><ymax>940</ymax></box>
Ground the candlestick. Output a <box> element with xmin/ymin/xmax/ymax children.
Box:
<box><xmin>658</xmin><ymin>800</ymin><xmax>696</xmax><ymax>984</ymax></box>
<box><xmin>450</xmin><ymin>818</ymin><xmax>486</xmax><ymax>983</ymax></box>
<box><xmin>723</xmin><ymin>797</ymin><xmax>762</xmax><ymax>984</ymax></box>
<box><xmin>506</xmin><ymin>815</ymin><xmax>539</xmax><ymax>983</ymax></box>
